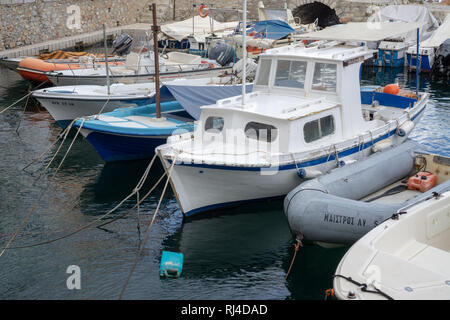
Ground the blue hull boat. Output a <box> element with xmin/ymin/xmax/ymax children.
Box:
<box><xmin>74</xmin><ymin>101</ymin><xmax>194</xmax><ymax>162</ymax></box>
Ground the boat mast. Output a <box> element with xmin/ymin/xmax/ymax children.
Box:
<box><xmin>151</xmin><ymin>3</ymin><xmax>161</xmax><ymax>118</ymax></box>
<box><xmin>103</xmin><ymin>24</ymin><xmax>111</xmax><ymax>95</ymax></box>
<box><xmin>242</xmin><ymin>0</ymin><xmax>247</xmax><ymax>106</ymax></box>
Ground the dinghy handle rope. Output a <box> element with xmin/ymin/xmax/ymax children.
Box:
<box><xmin>284</xmin><ymin>239</ymin><xmax>302</xmax><ymax>281</ymax></box>
<box><xmin>332</xmin><ymin>275</ymin><xmax>394</xmax><ymax>300</ymax></box>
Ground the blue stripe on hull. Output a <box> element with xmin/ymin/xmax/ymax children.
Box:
<box><xmin>86</xmin><ymin>132</ymin><xmax>167</xmax><ymax>162</ymax></box>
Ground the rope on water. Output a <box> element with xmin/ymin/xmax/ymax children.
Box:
<box><xmin>0</xmin><ymin>81</ymin><xmax>46</xmax><ymax>115</ymax></box>
<box><xmin>5</xmin><ymin>153</ymin><xmax>159</xmax><ymax>250</ymax></box>
<box><xmin>119</xmin><ymin>153</ymin><xmax>178</xmax><ymax>300</ymax></box>
<box><xmin>0</xmin><ymin>119</ymin><xmax>85</xmax><ymax>257</ymax></box>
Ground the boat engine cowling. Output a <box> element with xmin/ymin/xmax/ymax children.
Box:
<box><xmin>208</xmin><ymin>42</ymin><xmax>235</xmax><ymax>66</ymax></box>
<box><xmin>113</xmin><ymin>34</ymin><xmax>133</xmax><ymax>56</ymax></box>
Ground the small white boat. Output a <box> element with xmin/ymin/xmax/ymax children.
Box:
<box><xmin>32</xmin><ymin>76</ymin><xmax>235</xmax><ymax>128</ymax></box>
<box><xmin>156</xmin><ymin>43</ymin><xmax>428</xmax><ymax>217</ymax></box>
<box><xmin>46</xmin><ymin>51</ymin><xmax>230</xmax><ymax>86</ymax></box>
<box><xmin>333</xmin><ymin>187</ymin><xmax>450</xmax><ymax>300</ymax></box>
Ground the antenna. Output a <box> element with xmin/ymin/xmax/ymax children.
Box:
<box><xmin>242</xmin><ymin>0</ymin><xmax>247</xmax><ymax>106</ymax></box>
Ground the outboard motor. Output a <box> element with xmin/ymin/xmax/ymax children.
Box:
<box><xmin>433</xmin><ymin>38</ymin><xmax>450</xmax><ymax>77</ymax></box>
<box><xmin>112</xmin><ymin>34</ymin><xmax>133</xmax><ymax>56</ymax></box>
<box><xmin>208</xmin><ymin>42</ymin><xmax>235</xmax><ymax>66</ymax></box>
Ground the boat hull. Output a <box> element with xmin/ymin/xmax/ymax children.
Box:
<box><xmin>35</xmin><ymin>96</ymin><xmax>154</xmax><ymax>128</ymax></box>
<box><xmin>83</xmin><ymin>129</ymin><xmax>169</xmax><ymax>162</ymax></box>
<box><xmin>47</xmin><ymin>67</ymin><xmax>231</xmax><ymax>86</ymax></box>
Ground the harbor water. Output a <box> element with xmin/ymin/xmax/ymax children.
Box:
<box><xmin>0</xmin><ymin>65</ymin><xmax>448</xmax><ymax>299</ymax></box>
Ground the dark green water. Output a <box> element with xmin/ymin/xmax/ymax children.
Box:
<box><xmin>0</xmin><ymin>65</ymin><xmax>448</xmax><ymax>299</ymax></box>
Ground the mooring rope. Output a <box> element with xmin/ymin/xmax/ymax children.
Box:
<box><xmin>0</xmin><ymin>81</ymin><xmax>47</xmax><ymax>115</ymax></box>
<box><xmin>119</xmin><ymin>153</ymin><xmax>178</xmax><ymax>300</ymax></box>
<box><xmin>0</xmin><ymin>120</ymin><xmax>85</xmax><ymax>257</ymax></box>
<box><xmin>5</xmin><ymin>153</ymin><xmax>159</xmax><ymax>250</ymax></box>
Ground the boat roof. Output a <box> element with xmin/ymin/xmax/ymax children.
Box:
<box><xmin>299</xmin><ymin>22</ymin><xmax>425</xmax><ymax>42</ymax></box>
<box><xmin>201</xmin><ymin>91</ymin><xmax>339</xmax><ymax>121</ymax></box>
<box><xmin>262</xmin><ymin>43</ymin><xmax>375</xmax><ymax>62</ymax></box>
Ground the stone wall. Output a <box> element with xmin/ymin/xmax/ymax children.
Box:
<box><xmin>0</xmin><ymin>0</ymin><xmax>165</xmax><ymax>51</ymax></box>
<box><xmin>1</xmin><ymin>0</ymin><xmax>449</xmax><ymax>53</ymax></box>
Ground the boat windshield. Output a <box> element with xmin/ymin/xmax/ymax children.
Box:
<box><xmin>311</xmin><ymin>62</ymin><xmax>337</xmax><ymax>92</ymax></box>
<box><xmin>255</xmin><ymin>59</ymin><xmax>272</xmax><ymax>86</ymax></box>
<box><xmin>274</xmin><ymin>59</ymin><xmax>307</xmax><ymax>89</ymax></box>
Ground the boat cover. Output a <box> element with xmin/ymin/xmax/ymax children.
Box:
<box><xmin>160</xmin><ymin>15</ymin><xmax>238</xmax><ymax>42</ymax></box>
<box><xmin>370</xmin><ymin>5</ymin><xmax>439</xmax><ymax>43</ymax></box>
<box><xmin>299</xmin><ymin>22</ymin><xmax>426</xmax><ymax>42</ymax></box>
<box><xmin>163</xmin><ymin>83</ymin><xmax>253</xmax><ymax>119</ymax></box>
<box><xmin>246</xmin><ymin>20</ymin><xmax>295</xmax><ymax>40</ymax></box>
<box><xmin>421</xmin><ymin>13</ymin><xmax>450</xmax><ymax>48</ymax></box>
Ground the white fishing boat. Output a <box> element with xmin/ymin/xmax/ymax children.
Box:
<box><xmin>45</xmin><ymin>51</ymin><xmax>230</xmax><ymax>86</ymax></box>
<box><xmin>32</xmin><ymin>76</ymin><xmax>236</xmax><ymax>128</ymax></box>
<box><xmin>333</xmin><ymin>187</ymin><xmax>450</xmax><ymax>300</ymax></box>
<box><xmin>156</xmin><ymin>42</ymin><xmax>428</xmax><ymax>217</ymax></box>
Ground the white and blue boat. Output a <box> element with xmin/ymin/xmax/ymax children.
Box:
<box><xmin>73</xmin><ymin>101</ymin><xmax>193</xmax><ymax>162</ymax></box>
<box><xmin>157</xmin><ymin>42</ymin><xmax>428</xmax><ymax>218</ymax></box>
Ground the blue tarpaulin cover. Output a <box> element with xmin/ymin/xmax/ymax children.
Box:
<box><xmin>163</xmin><ymin>83</ymin><xmax>253</xmax><ymax>120</ymax></box>
<box><xmin>234</xmin><ymin>20</ymin><xmax>294</xmax><ymax>40</ymax></box>
<box><xmin>248</xmin><ymin>20</ymin><xmax>294</xmax><ymax>40</ymax></box>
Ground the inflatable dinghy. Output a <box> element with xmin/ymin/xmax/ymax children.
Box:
<box><xmin>284</xmin><ymin>140</ymin><xmax>450</xmax><ymax>246</ymax></box>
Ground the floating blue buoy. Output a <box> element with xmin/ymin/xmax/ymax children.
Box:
<box><xmin>160</xmin><ymin>251</ymin><xmax>183</xmax><ymax>278</ymax></box>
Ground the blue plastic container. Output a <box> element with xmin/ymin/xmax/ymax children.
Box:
<box><xmin>160</xmin><ymin>251</ymin><xmax>184</xmax><ymax>278</ymax></box>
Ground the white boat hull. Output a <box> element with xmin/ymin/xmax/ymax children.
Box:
<box><xmin>35</xmin><ymin>96</ymin><xmax>146</xmax><ymax>128</ymax></box>
<box><xmin>47</xmin><ymin>67</ymin><xmax>231</xmax><ymax>86</ymax></box>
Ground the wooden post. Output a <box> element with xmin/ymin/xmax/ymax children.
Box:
<box><xmin>151</xmin><ymin>3</ymin><xmax>161</xmax><ymax>118</ymax></box>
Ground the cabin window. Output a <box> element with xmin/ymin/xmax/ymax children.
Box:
<box><xmin>303</xmin><ymin>115</ymin><xmax>335</xmax><ymax>143</ymax></box>
<box><xmin>312</xmin><ymin>63</ymin><xmax>337</xmax><ymax>92</ymax></box>
<box><xmin>255</xmin><ymin>59</ymin><xmax>272</xmax><ymax>86</ymax></box>
<box><xmin>245</xmin><ymin>122</ymin><xmax>278</xmax><ymax>143</ymax></box>
<box><xmin>274</xmin><ymin>60</ymin><xmax>307</xmax><ymax>89</ymax></box>
<box><xmin>205</xmin><ymin>116</ymin><xmax>224</xmax><ymax>133</ymax></box>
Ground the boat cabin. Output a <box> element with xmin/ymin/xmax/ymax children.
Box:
<box><xmin>195</xmin><ymin>43</ymin><xmax>377</xmax><ymax>154</ymax></box>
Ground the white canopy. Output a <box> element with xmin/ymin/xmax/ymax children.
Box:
<box><xmin>160</xmin><ymin>15</ymin><xmax>238</xmax><ymax>42</ymax></box>
<box><xmin>370</xmin><ymin>5</ymin><xmax>439</xmax><ymax>42</ymax></box>
<box><xmin>299</xmin><ymin>22</ymin><xmax>425</xmax><ymax>42</ymax></box>
<box><xmin>421</xmin><ymin>14</ymin><xmax>450</xmax><ymax>48</ymax></box>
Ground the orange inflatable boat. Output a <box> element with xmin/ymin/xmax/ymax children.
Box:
<box><xmin>17</xmin><ymin>57</ymin><xmax>123</xmax><ymax>83</ymax></box>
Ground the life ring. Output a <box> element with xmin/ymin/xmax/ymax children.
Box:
<box><xmin>199</xmin><ymin>4</ymin><xmax>209</xmax><ymax>18</ymax></box>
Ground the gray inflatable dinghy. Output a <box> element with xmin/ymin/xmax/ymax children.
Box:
<box><xmin>284</xmin><ymin>140</ymin><xmax>450</xmax><ymax>246</ymax></box>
